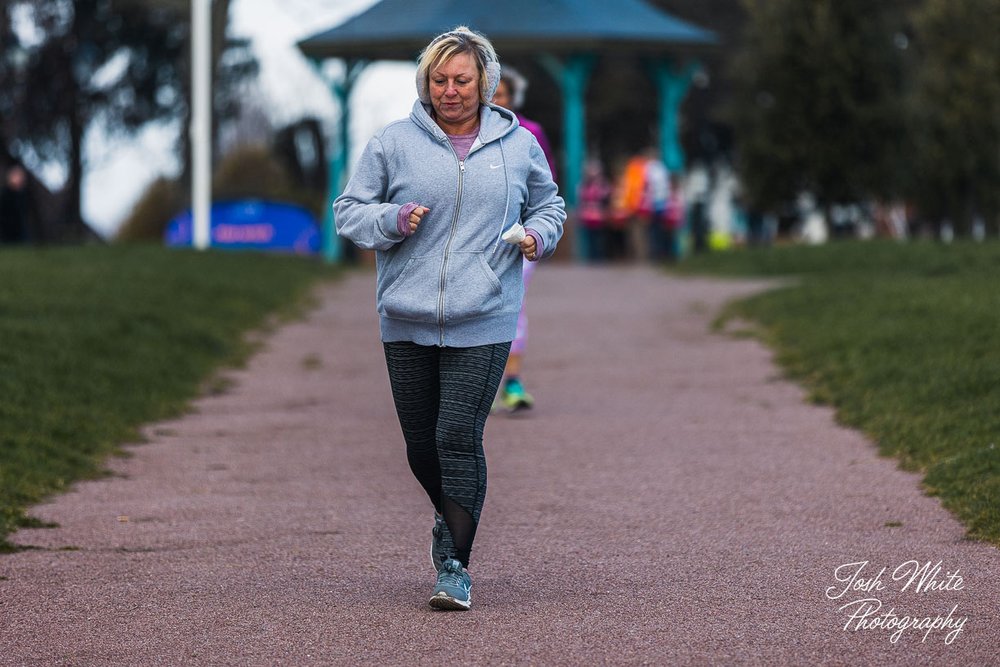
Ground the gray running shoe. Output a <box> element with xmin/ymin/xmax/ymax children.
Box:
<box><xmin>429</xmin><ymin>558</ymin><xmax>472</xmax><ymax>611</ymax></box>
<box><xmin>431</xmin><ymin>512</ymin><xmax>454</xmax><ymax>573</ymax></box>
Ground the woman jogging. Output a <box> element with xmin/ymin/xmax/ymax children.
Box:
<box><xmin>334</xmin><ymin>26</ymin><xmax>565</xmax><ymax>611</ymax></box>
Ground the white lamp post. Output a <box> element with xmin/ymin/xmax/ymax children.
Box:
<box><xmin>191</xmin><ymin>0</ymin><xmax>212</xmax><ymax>250</ymax></box>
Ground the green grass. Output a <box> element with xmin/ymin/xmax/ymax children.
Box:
<box><xmin>677</xmin><ymin>240</ymin><xmax>1000</xmax><ymax>544</ymax></box>
<box><xmin>0</xmin><ymin>244</ymin><xmax>336</xmax><ymax>551</ymax></box>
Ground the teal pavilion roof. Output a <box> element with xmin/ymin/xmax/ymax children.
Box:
<box><xmin>298</xmin><ymin>0</ymin><xmax>716</xmax><ymax>60</ymax></box>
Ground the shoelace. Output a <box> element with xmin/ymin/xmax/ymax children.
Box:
<box><xmin>438</xmin><ymin>562</ymin><xmax>469</xmax><ymax>591</ymax></box>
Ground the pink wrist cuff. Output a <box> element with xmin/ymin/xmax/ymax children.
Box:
<box><xmin>397</xmin><ymin>202</ymin><xmax>419</xmax><ymax>237</ymax></box>
<box><xmin>525</xmin><ymin>229</ymin><xmax>544</xmax><ymax>259</ymax></box>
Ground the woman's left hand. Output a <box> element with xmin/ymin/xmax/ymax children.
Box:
<box><xmin>519</xmin><ymin>235</ymin><xmax>538</xmax><ymax>261</ymax></box>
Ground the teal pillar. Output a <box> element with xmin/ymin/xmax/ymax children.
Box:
<box><xmin>310</xmin><ymin>58</ymin><xmax>368</xmax><ymax>263</ymax></box>
<box><xmin>539</xmin><ymin>54</ymin><xmax>595</xmax><ymax>208</ymax></box>
<box><xmin>539</xmin><ymin>54</ymin><xmax>595</xmax><ymax>261</ymax></box>
<box><xmin>650</xmin><ymin>59</ymin><xmax>700</xmax><ymax>173</ymax></box>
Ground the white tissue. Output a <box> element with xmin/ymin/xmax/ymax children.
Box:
<box><xmin>501</xmin><ymin>223</ymin><xmax>526</xmax><ymax>245</ymax></box>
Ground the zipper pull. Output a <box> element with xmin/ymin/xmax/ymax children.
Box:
<box><xmin>459</xmin><ymin>161</ymin><xmax>465</xmax><ymax>172</ymax></box>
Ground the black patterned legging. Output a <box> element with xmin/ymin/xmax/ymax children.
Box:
<box><xmin>383</xmin><ymin>341</ymin><xmax>511</xmax><ymax>568</ymax></box>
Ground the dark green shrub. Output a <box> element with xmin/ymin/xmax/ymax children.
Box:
<box><xmin>115</xmin><ymin>177</ymin><xmax>184</xmax><ymax>242</ymax></box>
<box><xmin>213</xmin><ymin>144</ymin><xmax>324</xmax><ymax>218</ymax></box>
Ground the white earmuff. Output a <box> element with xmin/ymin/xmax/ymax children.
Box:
<box><xmin>483</xmin><ymin>60</ymin><xmax>501</xmax><ymax>103</ymax></box>
<box><xmin>417</xmin><ymin>70</ymin><xmax>431</xmax><ymax>103</ymax></box>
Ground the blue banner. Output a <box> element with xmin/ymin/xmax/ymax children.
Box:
<box><xmin>165</xmin><ymin>200</ymin><xmax>321</xmax><ymax>255</ymax></box>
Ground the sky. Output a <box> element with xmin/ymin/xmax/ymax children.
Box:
<box><xmin>82</xmin><ymin>0</ymin><xmax>416</xmax><ymax>238</ymax></box>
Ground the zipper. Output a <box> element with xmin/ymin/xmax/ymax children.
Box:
<box><xmin>438</xmin><ymin>152</ymin><xmax>465</xmax><ymax>346</ymax></box>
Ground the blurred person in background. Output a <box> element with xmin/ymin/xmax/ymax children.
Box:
<box><xmin>606</xmin><ymin>157</ymin><xmax>632</xmax><ymax>262</ymax></box>
<box><xmin>334</xmin><ymin>27</ymin><xmax>565</xmax><ymax>611</ymax></box>
<box><xmin>686</xmin><ymin>167</ymin><xmax>710</xmax><ymax>253</ymax></box>
<box><xmin>662</xmin><ymin>173</ymin><xmax>685</xmax><ymax>261</ymax></box>
<box><xmin>0</xmin><ymin>164</ymin><xmax>30</xmax><ymax>244</ymax></box>
<box><xmin>490</xmin><ymin>64</ymin><xmax>557</xmax><ymax>413</ymax></box>
<box><xmin>617</xmin><ymin>152</ymin><xmax>647</xmax><ymax>260</ymax></box>
<box><xmin>643</xmin><ymin>149</ymin><xmax>671</xmax><ymax>262</ymax></box>
<box><xmin>578</xmin><ymin>157</ymin><xmax>611</xmax><ymax>263</ymax></box>
<box><xmin>615</xmin><ymin>149</ymin><xmax>668</xmax><ymax>262</ymax></box>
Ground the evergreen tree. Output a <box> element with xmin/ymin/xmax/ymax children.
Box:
<box><xmin>0</xmin><ymin>0</ymin><xmax>255</xmax><ymax>239</ymax></box>
<box><xmin>908</xmin><ymin>0</ymin><xmax>1000</xmax><ymax>229</ymax></box>
<box><xmin>0</xmin><ymin>1</ymin><xmax>187</xmax><ymax>237</ymax></box>
<box><xmin>729</xmin><ymin>0</ymin><xmax>910</xmax><ymax>213</ymax></box>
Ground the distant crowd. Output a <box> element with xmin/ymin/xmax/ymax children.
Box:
<box><xmin>577</xmin><ymin>149</ymin><xmax>691</xmax><ymax>264</ymax></box>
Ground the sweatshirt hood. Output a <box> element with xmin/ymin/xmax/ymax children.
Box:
<box><xmin>409</xmin><ymin>100</ymin><xmax>519</xmax><ymax>145</ymax></box>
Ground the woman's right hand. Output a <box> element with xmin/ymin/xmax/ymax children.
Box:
<box><xmin>409</xmin><ymin>206</ymin><xmax>430</xmax><ymax>234</ymax></box>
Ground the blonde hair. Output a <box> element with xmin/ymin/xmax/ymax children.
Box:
<box><xmin>416</xmin><ymin>26</ymin><xmax>499</xmax><ymax>104</ymax></box>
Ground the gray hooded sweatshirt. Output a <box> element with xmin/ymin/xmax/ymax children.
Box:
<box><xmin>334</xmin><ymin>100</ymin><xmax>566</xmax><ymax>347</ymax></box>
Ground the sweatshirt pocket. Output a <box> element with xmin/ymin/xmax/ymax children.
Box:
<box><xmin>379</xmin><ymin>254</ymin><xmax>442</xmax><ymax>322</ymax></box>
<box><xmin>444</xmin><ymin>251</ymin><xmax>503</xmax><ymax>323</ymax></box>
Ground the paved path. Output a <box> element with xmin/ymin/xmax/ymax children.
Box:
<box><xmin>1</xmin><ymin>265</ymin><xmax>997</xmax><ymax>666</ymax></box>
